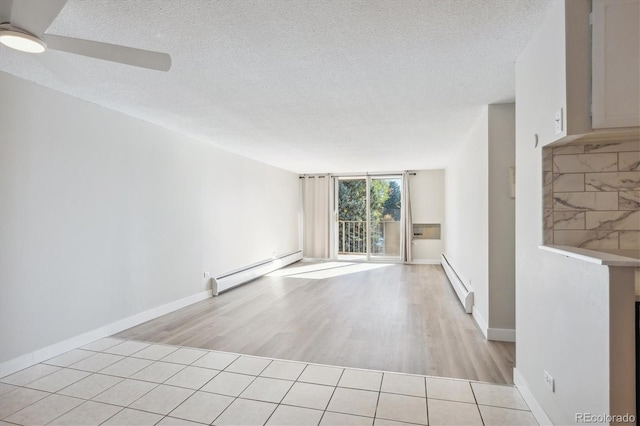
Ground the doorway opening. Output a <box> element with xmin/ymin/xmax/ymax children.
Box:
<box><xmin>335</xmin><ymin>175</ymin><xmax>402</xmax><ymax>261</ymax></box>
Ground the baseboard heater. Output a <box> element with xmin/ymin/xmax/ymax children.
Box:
<box><xmin>440</xmin><ymin>253</ymin><xmax>474</xmax><ymax>313</ymax></box>
<box><xmin>213</xmin><ymin>250</ymin><xmax>303</xmax><ymax>295</ymax></box>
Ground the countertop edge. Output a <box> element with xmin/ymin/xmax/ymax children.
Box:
<box><xmin>539</xmin><ymin>245</ymin><xmax>640</xmax><ymax>267</ymax></box>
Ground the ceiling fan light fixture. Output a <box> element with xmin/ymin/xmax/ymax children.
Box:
<box><xmin>0</xmin><ymin>29</ymin><xmax>46</xmax><ymax>53</ymax></box>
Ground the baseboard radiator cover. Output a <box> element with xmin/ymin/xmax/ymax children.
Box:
<box><xmin>440</xmin><ymin>253</ymin><xmax>474</xmax><ymax>313</ymax></box>
<box><xmin>214</xmin><ymin>250</ymin><xmax>303</xmax><ymax>294</ymax></box>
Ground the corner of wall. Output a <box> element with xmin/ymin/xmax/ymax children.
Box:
<box><xmin>513</xmin><ymin>368</ymin><xmax>554</xmax><ymax>426</ymax></box>
<box><xmin>472</xmin><ymin>307</ymin><xmax>489</xmax><ymax>339</ymax></box>
<box><xmin>0</xmin><ymin>290</ymin><xmax>212</xmax><ymax>378</ymax></box>
<box><xmin>487</xmin><ymin>102</ymin><xmax>516</xmax><ymax>332</ymax></box>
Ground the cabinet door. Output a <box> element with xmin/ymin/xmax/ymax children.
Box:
<box><xmin>592</xmin><ymin>0</ymin><xmax>640</xmax><ymax>129</ymax></box>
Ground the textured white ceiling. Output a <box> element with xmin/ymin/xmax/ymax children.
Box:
<box><xmin>0</xmin><ymin>0</ymin><xmax>554</xmax><ymax>173</ymax></box>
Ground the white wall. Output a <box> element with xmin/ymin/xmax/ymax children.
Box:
<box><xmin>410</xmin><ymin>170</ymin><xmax>444</xmax><ymax>261</ymax></box>
<box><xmin>444</xmin><ymin>103</ymin><xmax>516</xmax><ymax>338</ymax></box>
<box><xmin>487</xmin><ymin>104</ymin><xmax>516</xmax><ymax>331</ymax></box>
<box><xmin>444</xmin><ymin>107</ymin><xmax>490</xmax><ymax>324</ymax></box>
<box><xmin>0</xmin><ymin>72</ymin><xmax>300</xmax><ymax>367</ymax></box>
<box><xmin>515</xmin><ymin>2</ymin><xmax>636</xmax><ymax>421</ymax></box>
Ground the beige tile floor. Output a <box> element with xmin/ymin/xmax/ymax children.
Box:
<box><xmin>0</xmin><ymin>338</ymin><xmax>537</xmax><ymax>426</ymax></box>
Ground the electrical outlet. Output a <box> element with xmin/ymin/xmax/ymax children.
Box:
<box><xmin>554</xmin><ymin>108</ymin><xmax>563</xmax><ymax>134</ymax></box>
<box><xmin>203</xmin><ymin>272</ymin><xmax>210</xmax><ymax>278</ymax></box>
<box><xmin>544</xmin><ymin>370</ymin><xmax>555</xmax><ymax>392</ymax></box>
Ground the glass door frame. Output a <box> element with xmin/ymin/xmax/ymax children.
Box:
<box><xmin>333</xmin><ymin>176</ymin><xmax>369</xmax><ymax>261</ymax></box>
<box><xmin>332</xmin><ymin>173</ymin><xmax>402</xmax><ymax>263</ymax></box>
<box><xmin>368</xmin><ymin>174</ymin><xmax>403</xmax><ymax>262</ymax></box>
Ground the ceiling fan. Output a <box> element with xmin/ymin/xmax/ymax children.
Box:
<box><xmin>0</xmin><ymin>0</ymin><xmax>171</xmax><ymax>71</ymax></box>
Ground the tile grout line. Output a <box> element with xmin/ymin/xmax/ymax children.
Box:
<box><xmin>162</xmin><ymin>358</ymin><xmax>228</xmax><ymax>422</ymax></box>
<box><xmin>205</xmin><ymin>356</ymin><xmax>269</xmax><ymax>425</ymax></box>
<box><xmin>372</xmin><ymin>371</ymin><xmax>383</xmax><ymax>422</ymax></box>
<box><xmin>1</xmin><ymin>342</ymin><xmax>205</xmax><ymax>423</ymax></box>
<box><xmin>205</xmin><ymin>391</ymin><xmax>238</xmax><ymax>425</ymax></box>
<box><xmin>6</xmin><ymin>374</ymin><xmax>536</xmax><ymax>426</ymax></box>
<box><xmin>3</xmin><ymin>381</ymin><xmax>535</xmax><ymax>424</ymax></box>
<box><xmin>87</xmin><ymin>338</ymin><xmax>519</xmax><ymax>388</ymax></box>
<box><xmin>477</xmin><ymin>402</ymin><xmax>535</xmax><ymax>413</ymax></box>
<box><xmin>424</xmin><ymin>375</ymin><xmax>429</xmax><ymax>425</ymax></box>
<box><xmin>23</xmin><ymin>369</ymin><xmax>91</xmax><ymax>394</ymax></box>
<box><xmin>470</xmin><ymin>383</ymin><xmax>486</xmax><ymax>426</ymax></box>
<box><xmin>15</xmin><ymin>392</ymin><xmax>90</xmax><ymax>426</ymax></box>
<box><xmin>57</xmin><ymin>372</ymin><xmax>118</xmax><ymax>405</ymax></box>
<box><xmin>1</xmin><ymin>365</ymin><xmax>63</xmax><ymax>388</ymax></box>
<box><xmin>317</xmin><ymin>365</ymin><xmax>346</xmax><ymax>426</ymax></box>
<box><xmin>99</xmin><ymin>377</ymin><xmax>160</xmax><ymax>416</ymax></box>
<box><xmin>83</xmin><ymin>348</ymin><xmax>188</xmax><ymax>414</ymax></box>
<box><xmin>2</xmin><ymin>338</ymin><xmax>535</xmax><ymax>425</ymax></box>
<box><xmin>0</xmin><ymin>387</ymin><xmax>51</xmax><ymax>421</ymax></box>
<box><xmin>92</xmin><ymin>402</ymin><xmax>125</xmax><ymax>426</ymax></box>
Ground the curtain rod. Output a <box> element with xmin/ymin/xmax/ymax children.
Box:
<box><xmin>299</xmin><ymin>171</ymin><xmax>416</xmax><ymax>178</ymax></box>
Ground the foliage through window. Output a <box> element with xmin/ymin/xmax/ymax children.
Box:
<box><xmin>337</xmin><ymin>177</ymin><xmax>401</xmax><ymax>256</ymax></box>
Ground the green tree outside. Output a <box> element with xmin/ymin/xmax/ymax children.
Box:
<box><xmin>337</xmin><ymin>178</ymin><xmax>401</xmax><ymax>253</ymax></box>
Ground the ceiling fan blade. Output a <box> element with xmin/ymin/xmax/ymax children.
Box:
<box><xmin>0</xmin><ymin>0</ymin><xmax>13</xmax><ymax>23</ymax></box>
<box><xmin>44</xmin><ymin>34</ymin><xmax>172</xmax><ymax>72</ymax></box>
<box><xmin>36</xmin><ymin>50</ymin><xmax>92</xmax><ymax>88</ymax></box>
<box><xmin>10</xmin><ymin>0</ymin><xmax>67</xmax><ymax>35</ymax></box>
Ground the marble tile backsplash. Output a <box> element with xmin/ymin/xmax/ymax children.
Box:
<box><xmin>543</xmin><ymin>140</ymin><xmax>640</xmax><ymax>249</ymax></box>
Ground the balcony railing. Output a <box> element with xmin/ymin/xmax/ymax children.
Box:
<box><xmin>338</xmin><ymin>220</ymin><xmax>400</xmax><ymax>256</ymax></box>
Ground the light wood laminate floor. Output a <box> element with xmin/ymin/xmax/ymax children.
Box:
<box><xmin>116</xmin><ymin>262</ymin><xmax>515</xmax><ymax>384</ymax></box>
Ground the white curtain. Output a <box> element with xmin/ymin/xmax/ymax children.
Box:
<box><xmin>400</xmin><ymin>171</ymin><xmax>413</xmax><ymax>263</ymax></box>
<box><xmin>302</xmin><ymin>175</ymin><xmax>331</xmax><ymax>258</ymax></box>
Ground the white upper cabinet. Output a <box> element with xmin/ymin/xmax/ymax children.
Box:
<box><xmin>516</xmin><ymin>0</ymin><xmax>640</xmax><ymax>147</ymax></box>
<box><xmin>591</xmin><ymin>0</ymin><xmax>640</xmax><ymax>129</ymax></box>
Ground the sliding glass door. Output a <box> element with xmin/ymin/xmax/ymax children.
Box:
<box><xmin>336</xmin><ymin>177</ymin><xmax>367</xmax><ymax>260</ymax></box>
<box><xmin>335</xmin><ymin>175</ymin><xmax>402</xmax><ymax>261</ymax></box>
<box><xmin>369</xmin><ymin>176</ymin><xmax>402</xmax><ymax>259</ymax></box>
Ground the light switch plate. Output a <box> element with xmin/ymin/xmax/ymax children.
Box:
<box><xmin>554</xmin><ymin>108</ymin><xmax>563</xmax><ymax>134</ymax></box>
<box><xmin>544</xmin><ymin>370</ymin><xmax>555</xmax><ymax>392</ymax></box>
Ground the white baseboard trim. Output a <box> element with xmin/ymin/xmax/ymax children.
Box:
<box><xmin>0</xmin><ymin>289</ymin><xmax>212</xmax><ymax>378</ymax></box>
<box><xmin>472</xmin><ymin>308</ymin><xmax>489</xmax><ymax>339</ymax></box>
<box><xmin>471</xmin><ymin>308</ymin><xmax>515</xmax><ymax>342</ymax></box>
<box><xmin>513</xmin><ymin>367</ymin><xmax>554</xmax><ymax>426</ymax></box>
<box><xmin>487</xmin><ymin>327</ymin><xmax>516</xmax><ymax>342</ymax></box>
<box><xmin>408</xmin><ymin>259</ymin><xmax>441</xmax><ymax>265</ymax></box>
<box><xmin>215</xmin><ymin>251</ymin><xmax>303</xmax><ymax>294</ymax></box>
